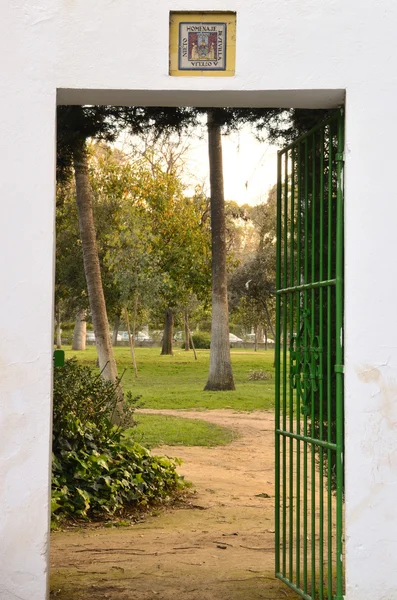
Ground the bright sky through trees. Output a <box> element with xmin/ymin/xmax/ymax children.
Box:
<box><xmin>183</xmin><ymin>123</ymin><xmax>279</xmax><ymax>205</ymax></box>
<box><xmin>118</xmin><ymin>122</ymin><xmax>279</xmax><ymax>207</ymax></box>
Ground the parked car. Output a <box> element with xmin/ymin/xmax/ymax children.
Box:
<box><xmin>229</xmin><ymin>333</ymin><xmax>243</xmax><ymax>342</ymax></box>
<box><xmin>245</xmin><ymin>333</ymin><xmax>257</xmax><ymax>342</ymax></box>
<box><xmin>119</xmin><ymin>331</ymin><xmax>129</xmax><ymax>342</ymax></box>
<box><xmin>118</xmin><ymin>331</ymin><xmax>152</xmax><ymax>343</ymax></box>
<box><xmin>86</xmin><ymin>331</ymin><xmax>96</xmax><ymax>343</ymax></box>
<box><xmin>245</xmin><ymin>333</ymin><xmax>275</xmax><ymax>344</ymax></box>
<box><xmin>135</xmin><ymin>331</ymin><xmax>152</xmax><ymax>342</ymax></box>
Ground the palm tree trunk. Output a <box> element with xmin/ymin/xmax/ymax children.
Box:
<box><xmin>204</xmin><ymin>111</ymin><xmax>235</xmax><ymax>391</ymax></box>
<box><xmin>73</xmin><ymin>140</ymin><xmax>124</xmax><ymax>421</ymax></box>
<box><xmin>161</xmin><ymin>308</ymin><xmax>174</xmax><ymax>355</ymax></box>
<box><xmin>72</xmin><ymin>308</ymin><xmax>87</xmax><ymax>351</ymax></box>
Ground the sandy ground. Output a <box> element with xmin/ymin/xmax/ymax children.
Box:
<box><xmin>50</xmin><ymin>410</ymin><xmax>298</xmax><ymax>600</ymax></box>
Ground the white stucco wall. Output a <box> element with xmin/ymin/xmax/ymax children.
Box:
<box><xmin>2</xmin><ymin>1</ymin><xmax>397</xmax><ymax>599</ymax></box>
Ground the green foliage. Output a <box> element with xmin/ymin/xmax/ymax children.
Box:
<box><xmin>55</xmin><ymin>179</ymin><xmax>88</xmax><ymax>318</ymax></box>
<box><xmin>229</xmin><ymin>187</ymin><xmax>277</xmax><ymax>337</ymax></box>
<box><xmin>184</xmin><ymin>332</ymin><xmax>211</xmax><ymax>349</ymax></box>
<box><xmin>52</xmin><ymin>359</ymin><xmax>184</xmax><ymax>521</ymax></box>
<box><xmin>53</xmin><ymin>358</ymin><xmax>137</xmax><ymax>436</ymax></box>
<box><xmin>104</xmin><ymin>159</ymin><xmax>211</xmax><ymax>314</ymax></box>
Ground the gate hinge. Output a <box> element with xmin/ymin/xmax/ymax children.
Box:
<box><xmin>334</xmin><ymin>364</ymin><xmax>344</xmax><ymax>374</ymax></box>
<box><xmin>335</xmin><ymin>152</ymin><xmax>344</xmax><ymax>163</ymax></box>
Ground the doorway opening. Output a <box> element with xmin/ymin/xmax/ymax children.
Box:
<box><xmin>51</xmin><ymin>97</ymin><xmax>344</xmax><ymax>600</ymax></box>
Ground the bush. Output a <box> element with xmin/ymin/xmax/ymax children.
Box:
<box><xmin>182</xmin><ymin>331</ymin><xmax>211</xmax><ymax>349</ymax></box>
<box><xmin>53</xmin><ymin>358</ymin><xmax>137</xmax><ymax>440</ymax></box>
<box><xmin>248</xmin><ymin>369</ymin><xmax>272</xmax><ymax>381</ymax></box>
<box><xmin>52</xmin><ymin>359</ymin><xmax>185</xmax><ymax>521</ymax></box>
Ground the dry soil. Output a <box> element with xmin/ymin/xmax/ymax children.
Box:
<box><xmin>50</xmin><ymin>409</ymin><xmax>298</xmax><ymax>600</ymax></box>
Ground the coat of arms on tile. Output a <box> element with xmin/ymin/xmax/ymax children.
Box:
<box><xmin>170</xmin><ymin>12</ymin><xmax>236</xmax><ymax>77</ymax></box>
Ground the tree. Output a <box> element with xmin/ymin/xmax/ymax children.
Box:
<box><xmin>55</xmin><ymin>178</ymin><xmax>89</xmax><ymax>350</ymax></box>
<box><xmin>98</xmin><ymin>147</ymin><xmax>211</xmax><ymax>358</ymax></box>
<box><xmin>57</xmin><ymin>104</ymin><xmax>324</xmax><ymax>393</ymax></box>
<box><xmin>125</xmin><ymin>130</ymin><xmax>209</xmax><ymax>355</ymax></box>
<box><xmin>204</xmin><ymin>111</ymin><xmax>235</xmax><ymax>390</ymax></box>
<box><xmin>57</xmin><ymin>106</ymin><xmax>130</xmax><ymax>420</ymax></box>
<box><xmin>57</xmin><ymin>105</ymin><xmax>196</xmax><ymax>409</ymax></box>
<box><xmin>230</xmin><ymin>253</ymin><xmax>276</xmax><ymax>339</ymax></box>
<box><xmin>73</xmin><ymin>140</ymin><xmax>121</xmax><ymax>391</ymax></box>
<box><xmin>229</xmin><ymin>186</ymin><xmax>277</xmax><ymax>345</ymax></box>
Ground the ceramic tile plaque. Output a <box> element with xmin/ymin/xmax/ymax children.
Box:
<box><xmin>169</xmin><ymin>12</ymin><xmax>236</xmax><ymax>77</ymax></box>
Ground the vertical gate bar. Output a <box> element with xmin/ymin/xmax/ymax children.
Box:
<box><xmin>318</xmin><ymin>127</ymin><xmax>325</xmax><ymax>600</ymax></box>
<box><xmin>334</xmin><ymin>112</ymin><xmax>344</xmax><ymax>600</ymax></box>
<box><xmin>282</xmin><ymin>150</ymin><xmax>289</xmax><ymax>576</ymax></box>
<box><xmin>303</xmin><ymin>137</ymin><xmax>309</xmax><ymax>594</ymax></box>
<box><xmin>289</xmin><ymin>147</ymin><xmax>295</xmax><ymax>581</ymax></box>
<box><xmin>296</xmin><ymin>142</ymin><xmax>302</xmax><ymax>589</ymax></box>
<box><xmin>326</xmin><ymin>123</ymin><xmax>333</xmax><ymax>600</ymax></box>
<box><xmin>310</xmin><ymin>132</ymin><xmax>317</xmax><ymax>600</ymax></box>
<box><xmin>275</xmin><ymin>150</ymin><xmax>282</xmax><ymax>576</ymax></box>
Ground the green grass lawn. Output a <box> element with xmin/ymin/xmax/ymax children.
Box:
<box><xmin>65</xmin><ymin>346</ymin><xmax>276</xmax><ymax>411</ymax></box>
<box><xmin>126</xmin><ymin>413</ymin><xmax>237</xmax><ymax>448</ymax></box>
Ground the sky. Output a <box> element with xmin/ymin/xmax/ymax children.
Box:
<box><xmin>182</xmin><ymin>124</ymin><xmax>279</xmax><ymax>206</ymax></box>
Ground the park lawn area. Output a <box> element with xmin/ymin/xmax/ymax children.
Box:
<box><xmin>65</xmin><ymin>346</ymin><xmax>276</xmax><ymax>411</ymax></box>
<box><xmin>125</xmin><ymin>413</ymin><xmax>237</xmax><ymax>449</ymax></box>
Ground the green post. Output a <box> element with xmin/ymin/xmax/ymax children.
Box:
<box><xmin>53</xmin><ymin>350</ymin><xmax>65</xmax><ymax>367</ymax></box>
<box><xmin>334</xmin><ymin>111</ymin><xmax>345</xmax><ymax>600</ymax></box>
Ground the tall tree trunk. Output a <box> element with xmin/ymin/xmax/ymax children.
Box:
<box><xmin>72</xmin><ymin>309</ymin><xmax>86</xmax><ymax>351</ymax></box>
<box><xmin>56</xmin><ymin>305</ymin><xmax>62</xmax><ymax>349</ymax></box>
<box><xmin>204</xmin><ymin>111</ymin><xmax>235</xmax><ymax>391</ymax></box>
<box><xmin>184</xmin><ymin>309</ymin><xmax>190</xmax><ymax>351</ymax></box>
<box><xmin>112</xmin><ymin>314</ymin><xmax>120</xmax><ymax>346</ymax></box>
<box><xmin>161</xmin><ymin>309</ymin><xmax>174</xmax><ymax>355</ymax></box>
<box><xmin>123</xmin><ymin>305</ymin><xmax>138</xmax><ymax>378</ymax></box>
<box><xmin>254</xmin><ymin>325</ymin><xmax>258</xmax><ymax>352</ymax></box>
<box><xmin>264</xmin><ymin>326</ymin><xmax>268</xmax><ymax>351</ymax></box>
<box><xmin>73</xmin><ymin>139</ymin><xmax>124</xmax><ymax>422</ymax></box>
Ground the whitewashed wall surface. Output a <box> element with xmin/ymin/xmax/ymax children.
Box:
<box><xmin>2</xmin><ymin>1</ymin><xmax>397</xmax><ymax>599</ymax></box>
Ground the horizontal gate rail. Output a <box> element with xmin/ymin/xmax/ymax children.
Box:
<box><xmin>275</xmin><ymin>110</ymin><xmax>344</xmax><ymax>600</ymax></box>
<box><xmin>275</xmin><ymin>429</ymin><xmax>337</xmax><ymax>451</ymax></box>
<box><xmin>276</xmin><ymin>279</ymin><xmax>336</xmax><ymax>295</ymax></box>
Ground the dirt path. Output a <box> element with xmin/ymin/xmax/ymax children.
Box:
<box><xmin>50</xmin><ymin>410</ymin><xmax>298</xmax><ymax>600</ymax></box>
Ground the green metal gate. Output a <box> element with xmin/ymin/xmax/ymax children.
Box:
<box><xmin>275</xmin><ymin>111</ymin><xmax>344</xmax><ymax>600</ymax></box>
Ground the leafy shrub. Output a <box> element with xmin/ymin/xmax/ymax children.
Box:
<box><xmin>53</xmin><ymin>358</ymin><xmax>137</xmax><ymax>441</ymax></box>
<box><xmin>182</xmin><ymin>331</ymin><xmax>211</xmax><ymax>349</ymax></box>
<box><xmin>248</xmin><ymin>369</ymin><xmax>272</xmax><ymax>381</ymax></box>
<box><xmin>52</xmin><ymin>359</ymin><xmax>185</xmax><ymax>521</ymax></box>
